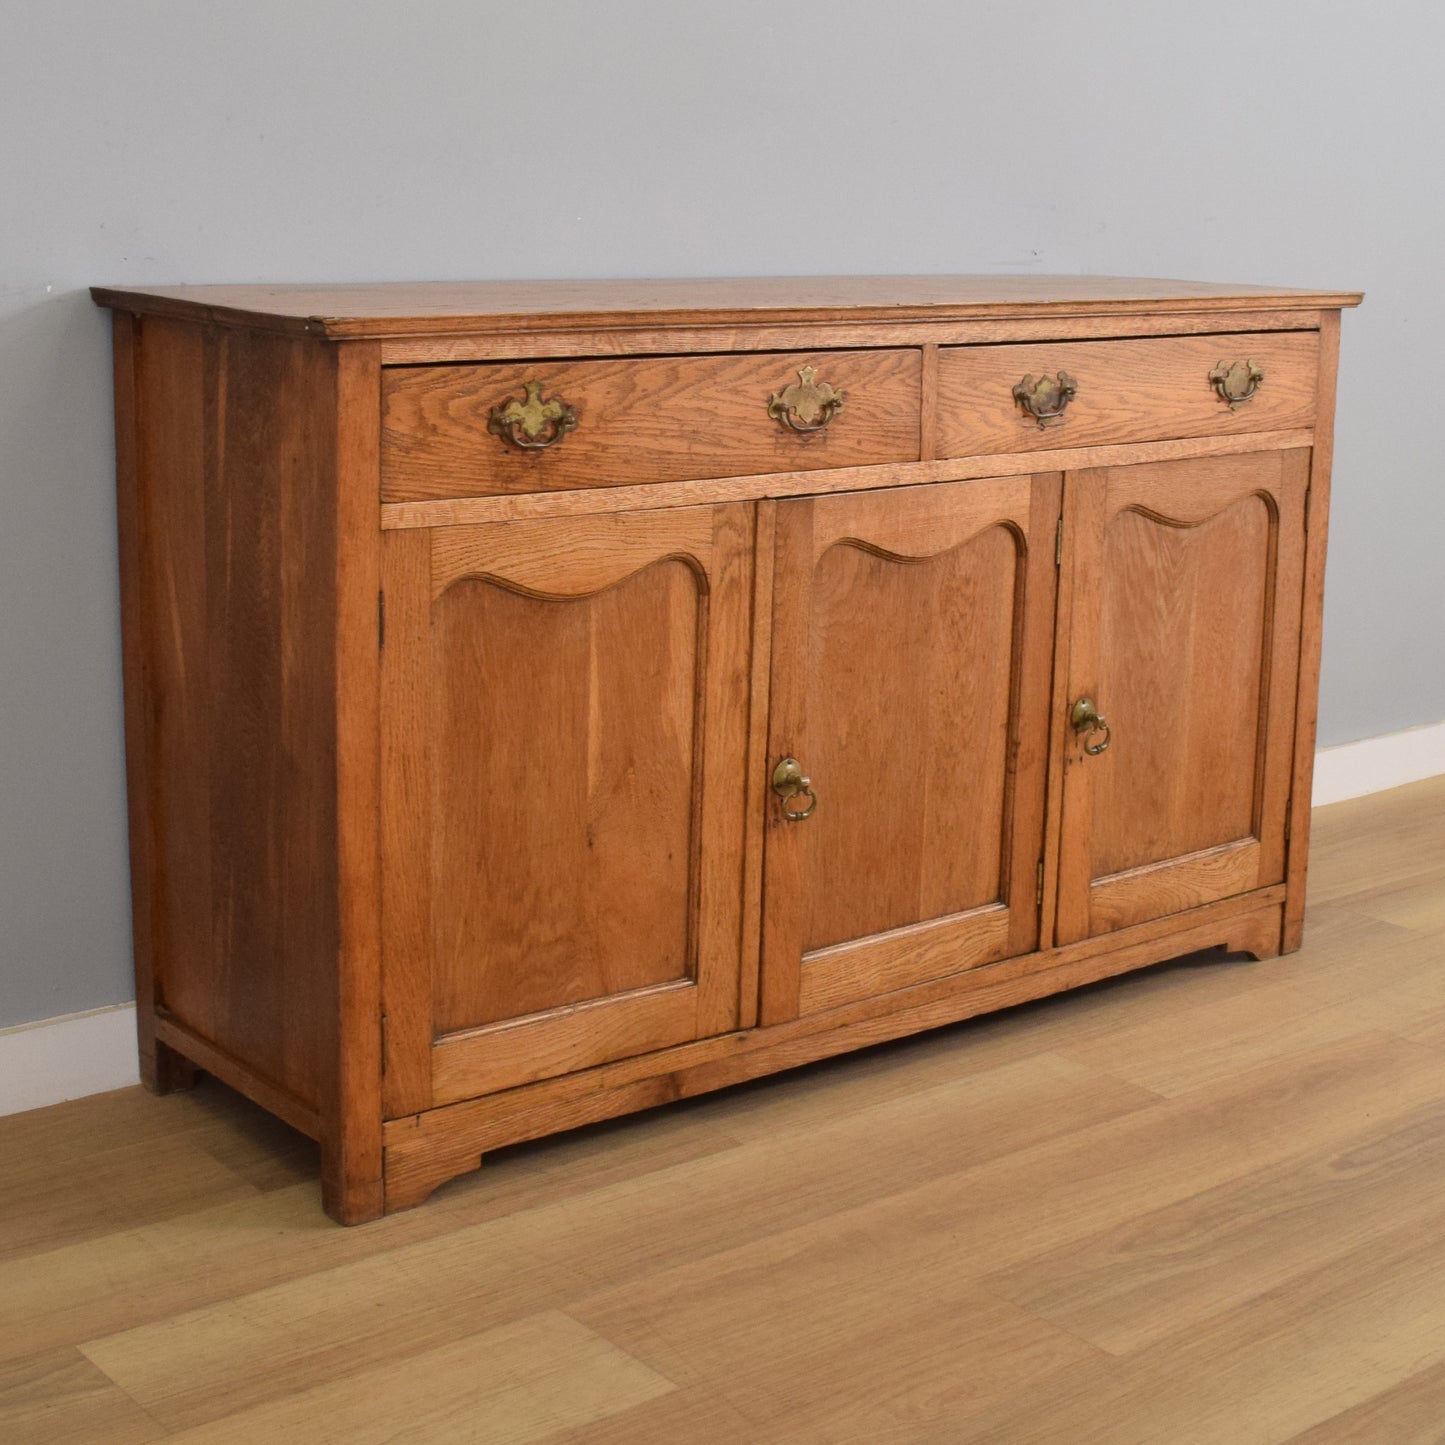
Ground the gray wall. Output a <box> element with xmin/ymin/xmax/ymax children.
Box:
<box><xmin>2</xmin><ymin>1</ymin><xmax>1440</xmax><ymax>1027</ymax></box>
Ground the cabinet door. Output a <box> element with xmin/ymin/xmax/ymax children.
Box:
<box><xmin>380</xmin><ymin>504</ymin><xmax>753</xmax><ymax>1111</ymax></box>
<box><xmin>759</xmin><ymin>476</ymin><xmax>1060</xmax><ymax>1022</ymax></box>
<box><xmin>1053</xmin><ymin>451</ymin><xmax>1309</xmax><ymax>944</ymax></box>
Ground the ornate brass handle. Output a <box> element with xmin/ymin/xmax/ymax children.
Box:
<box><xmin>768</xmin><ymin>367</ymin><xmax>845</xmax><ymax>434</ymax></box>
<box><xmin>1070</xmin><ymin>697</ymin><xmax>1112</xmax><ymax>756</ymax></box>
<box><xmin>771</xmin><ymin>756</ymin><xmax>818</xmax><ymax>820</ymax></box>
<box><xmin>1209</xmin><ymin>359</ymin><xmax>1264</xmax><ymax>410</ymax></box>
<box><xmin>487</xmin><ymin>381</ymin><xmax>579</xmax><ymax>451</ymax></box>
<box><xmin>1013</xmin><ymin>371</ymin><xmax>1078</xmax><ymax>428</ymax></box>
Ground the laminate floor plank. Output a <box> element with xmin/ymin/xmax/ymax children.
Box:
<box><xmin>0</xmin><ymin>1089</ymin><xmax>761</xmax><ymax>1371</ymax></box>
<box><xmin>0</xmin><ymin>1346</ymin><xmax>163</xmax><ymax>1445</ymax></box>
<box><xmin>161</xmin><ymin>1311</ymin><xmax>674</xmax><ymax>1445</ymax></box>
<box><xmin>984</xmin><ymin>1089</ymin><xmax>1445</xmax><ymax>1354</ymax></box>
<box><xmin>1288</xmin><ymin>1353</ymin><xmax>1445</xmax><ymax>1443</ymax></box>
<box><xmin>949</xmin><ymin>1202</ymin><xmax>1445</xmax><ymax>1444</ymax></box>
<box><xmin>570</xmin><ymin>1228</ymin><xmax>1101</xmax><ymax>1441</ymax></box>
<box><xmin>0</xmin><ymin>779</ymin><xmax>1440</xmax><ymax>1441</ymax></box>
<box><xmin>75</xmin><ymin>1055</ymin><xmax>1152</xmax><ymax>1430</ymax></box>
<box><xmin>0</xmin><ymin>1128</ymin><xmax>259</xmax><ymax>1264</ymax></box>
<box><xmin>561</xmin><ymin>1033</ymin><xmax>1445</xmax><ymax>1438</ymax></box>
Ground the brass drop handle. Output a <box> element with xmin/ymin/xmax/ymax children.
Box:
<box><xmin>768</xmin><ymin>367</ymin><xmax>845</xmax><ymax>434</ymax></box>
<box><xmin>1013</xmin><ymin>371</ymin><xmax>1077</xmax><ymax>428</ymax></box>
<box><xmin>1209</xmin><ymin>358</ymin><xmax>1264</xmax><ymax>410</ymax></box>
<box><xmin>1071</xmin><ymin>697</ymin><xmax>1112</xmax><ymax>756</ymax></box>
<box><xmin>487</xmin><ymin>380</ymin><xmax>579</xmax><ymax>451</ymax></box>
<box><xmin>1208</xmin><ymin>358</ymin><xmax>1265</xmax><ymax>410</ymax></box>
<box><xmin>771</xmin><ymin>756</ymin><xmax>818</xmax><ymax>821</ymax></box>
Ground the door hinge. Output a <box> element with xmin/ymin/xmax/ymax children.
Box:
<box><xmin>1055</xmin><ymin>517</ymin><xmax>1064</xmax><ymax>567</ymax></box>
<box><xmin>1304</xmin><ymin>489</ymin><xmax>1312</xmax><ymax>533</ymax></box>
<box><xmin>1284</xmin><ymin>804</ymin><xmax>1293</xmax><ymax>842</ymax></box>
<box><xmin>380</xmin><ymin>1014</ymin><xmax>388</xmax><ymax>1073</ymax></box>
<box><xmin>378</xmin><ymin>590</ymin><xmax>386</xmax><ymax>649</ymax></box>
<box><xmin>1036</xmin><ymin>859</ymin><xmax>1045</xmax><ymax>906</ymax></box>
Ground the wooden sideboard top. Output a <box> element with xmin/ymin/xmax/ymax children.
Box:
<box><xmin>91</xmin><ymin>275</ymin><xmax>1362</xmax><ymax>340</ymax></box>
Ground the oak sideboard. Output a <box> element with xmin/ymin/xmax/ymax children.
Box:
<box><xmin>92</xmin><ymin>276</ymin><xmax>1360</xmax><ymax>1223</ymax></box>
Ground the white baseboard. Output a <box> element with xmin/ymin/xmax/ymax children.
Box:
<box><xmin>3</xmin><ymin>723</ymin><xmax>1442</xmax><ymax>1118</ymax></box>
<box><xmin>0</xmin><ymin>1003</ymin><xmax>140</xmax><ymax>1117</ymax></box>
<box><xmin>1312</xmin><ymin>720</ymin><xmax>1445</xmax><ymax>807</ymax></box>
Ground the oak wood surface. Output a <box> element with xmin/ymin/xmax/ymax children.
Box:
<box><xmin>91</xmin><ymin>274</ymin><xmax>1361</xmax><ymax>338</ymax></box>
<box><xmin>2</xmin><ymin>778</ymin><xmax>1439</xmax><ymax>1443</ymax></box>
<box><xmin>325</xmin><ymin>341</ymin><xmax>385</xmax><ymax>1223</ymax></box>
<box><xmin>378</xmin><ymin>427</ymin><xmax>1316</xmax><ymax>530</ymax></box>
<box><xmin>120</xmin><ymin>318</ymin><xmax>340</xmax><ymax>1120</ymax></box>
<box><xmin>936</xmin><ymin>330</ymin><xmax>1318</xmax><ymax>458</ymax></box>
<box><xmin>380</xmin><ymin>504</ymin><xmax>754</xmax><ymax>1106</ymax></box>
<box><xmin>110</xmin><ymin>311</ymin><xmax>177</xmax><ymax>1095</ymax></box>
<box><xmin>1054</xmin><ymin>451</ymin><xmax>1309</xmax><ymax>943</ymax></box>
<box><xmin>380</xmin><ymin>349</ymin><xmax>921</xmax><ymax>500</ymax></box>
<box><xmin>759</xmin><ymin>475</ymin><xmax>1059</xmax><ymax>1021</ymax></box>
<box><xmin>1285</xmin><ymin>310</ymin><xmax>1342</xmax><ymax>951</ymax></box>
<box><xmin>375</xmin><ymin>307</ymin><xmax>1329</xmax><ymax>366</ymax></box>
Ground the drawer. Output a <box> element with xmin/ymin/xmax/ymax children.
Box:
<box><xmin>935</xmin><ymin>332</ymin><xmax>1318</xmax><ymax>458</ymax></box>
<box><xmin>381</xmin><ymin>349</ymin><xmax>922</xmax><ymax>501</ymax></box>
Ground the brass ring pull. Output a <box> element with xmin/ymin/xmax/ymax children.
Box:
<box><xmin>1013</xmin><ymin>371</ymin><xmax>1077</xmax><ymax>428</ymax></box>
<box><xmin>1209</xmin><ymin>358</ymin><xmax>1264</xmax><ymax>410</ymax></box>
<box><xmin>771</xmin><ymin>756</ymin><xmax>818</xmax><ymax>821</ymax></box>
<box><xmin>1070</xmin><ymin>697</ymin><xmax>1112</xmax><ymax>756</ymax></box>
<box><xmin>768</xmin><ymin>367</ymin><xmax>845</xmax><ymax>434</ymax></box>
<box><xmin>487</xmin><ymin>381</ymin><xmax>579</xmax><ymax>451</ymax></box>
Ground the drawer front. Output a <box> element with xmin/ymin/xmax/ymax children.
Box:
<box><xmin>382</xmin><ymin>349</ymin><xmax>922</xmax><ymax>501</ymax></box>
<box><xmin>936</xmin><ymin>332</ymin><xmax>1318</xmax><ymax>458</ymax></box>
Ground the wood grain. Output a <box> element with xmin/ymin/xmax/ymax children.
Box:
<box><xmin>325</xmin><ymin>340</ymin><xmax>384</xmax><ymax>1222</ymax></box>
<box><xmin>90</xmin><ymin>274</ymin><xmax>1361</xmax><ymax>339</ymax></box>
<box><xmin>759</xmin><ymin>474</ymin><xmax>1058</xmax><ymax>1022</ymax></box>
<box><xmin>1054</xmin><ymin>451</ymin><xmax>1309</xmax><ymax>943</ymax></box>
<box><xmin>937</xmin><ymin>330</ymin><xmax>1319</xmax><ymax>458</ymax></box>
<box><xmin>375</xmin><ymin>307</ymin><xmax>1328</xmax><ymax>366</ymax></box>
<box><xmin>380</xmin><ymin>349</ymin><xmax>921</xmax><ymax>500</ymax></box>
<box><xmin>380</xmin><ymin>504</ymin><xmax>754</xmax><ymax>1105</ymax></box>
<box><xmin>378</xmin><ymin>427</ymin><xmax>1316</xmax><ymax>530</ymax></box>
<box><xmin>1285</xmin><ymin>309</ymin><xmax>1343</xmax><ymax>952</ymax></box>
<box><xmin>111</xmin><ymin>312</ymin><xmax>189</xmax><ymax>1097</ymax></box>
<box><xmin>117</xmin><ymin>318</ymin><xmax>342</xmax><ymax>1123</ymax></box>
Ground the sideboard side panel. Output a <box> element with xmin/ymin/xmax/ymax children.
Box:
<box><xmin>1283</xmin><ymin>311</ymin><xmax>1343</xmax><ymax>952</ymax></box>
<box><xmin>124</xmin><ymin>316</ymin><xmax>341</xmax><ymax>1117</ymax></box>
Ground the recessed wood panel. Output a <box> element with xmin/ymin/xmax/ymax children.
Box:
<box><xmin>1054</xmin><ymin>451</ymin><xmax>1310</xmax><ymax>944</ymax></box>
<box><xmin>1093</xmin><ymin>495</ymin><xmax>1271</xmax><ymax>876</ymax></box>
<box><xmin>381</xmin><ymin>349</ymin><xmax>921</xmax><ymax>500</ymax></box>
<box><xmin>937</xmin><ymin>332</ymin><xmax>1317</xmax><ymax>458</ymax></box>
<box><xmin>760</xmin><ymin>476</ymin><xmax>1059</xmax><ymax>1023</ymax></box>
<box><xmin>430</xmin><ymin>562</ymin><xmax>702</xmax><ymax>1032</ymax></box>
<box><xmin>802</xmin><ymin>527</ymin><xmax>1019</xmax><ymax>952</ymax></box>
<box><xmin>381</xmin><ymin>503</ymin><xmax>754</xmax><ymax>1106</ymax></box>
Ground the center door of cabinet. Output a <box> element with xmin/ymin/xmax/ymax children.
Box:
<box><xmin>759</xmin><ymin>476</ymin><xmax>1060</xmax><ymax>1024</ymax></box>
<box><xmin>379</xmin><ymin>504</ymin><xmax>753</xmax><ymax>1115</ymax></box>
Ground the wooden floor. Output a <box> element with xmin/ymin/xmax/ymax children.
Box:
<box><xmin>3</xmin><ymin>777</ymin><xmax>1444</xmax><ymax>1444</ymax></box>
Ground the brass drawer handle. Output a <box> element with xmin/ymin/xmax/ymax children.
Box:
<box><xmin>1013</xmin><ymin>371</ymin><xmax>1077</xmax><ymax>428</ymax></box>
<box><xmin>487</xmin><ymin>381</ymin><xmax>579</xmax><ymax>451</ymax></box>
<box><xmin>1070</xmin><ymin>697</ymin><xmax>1111</xmax><ymax>756</ymax></box>
<box><xmin>768</xmin><ymin>367</ymin><xmax>845</xmax><ymax>434</ymax></box>
<box><xmin>1209</xmin><ymin>358</ymin><xmax>1264</xmax><ymax>409</ymax></box>
<box><xmin>771</xmin><ymin>756</ymin><xmax>818</xmax><ymax>820</ymax></box>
